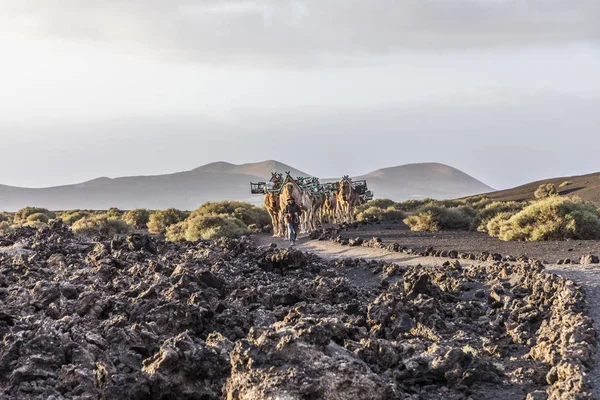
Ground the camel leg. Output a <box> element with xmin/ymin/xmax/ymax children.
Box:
<box><xmin>270</xmin><ymin>211</ymin><xmax>280</xmax><ymax>237</ymax></box>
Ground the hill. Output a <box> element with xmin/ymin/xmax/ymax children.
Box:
<box><xmin>355</xmin><ymin>163</ymin><xmax>494</xmax><ymax>201</ymax></box>
<box><xmin>0</xmin><ymin>161</ymin><xmax>492</xmax><ymax>211</ymax></box>
<box><xmin>480</xmin><ymin>172</ymin><xmax>600</xmax><ymax>206</ymax></box>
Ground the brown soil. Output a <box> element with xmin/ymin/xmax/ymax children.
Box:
<box><xmin>335</xmin><ymin>222</ymin><xmax>600</xmax><ymax>263</ymax></box>
<box><xmin>474</xmin><ymin>171</ymin><xmax>600</xmax><ymax>206</ymax></box>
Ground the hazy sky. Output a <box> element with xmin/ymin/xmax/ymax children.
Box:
<box><xmin>0</xmin><ymin>0</ymin><xmax>599</xmax><ymax>189</ymax></box>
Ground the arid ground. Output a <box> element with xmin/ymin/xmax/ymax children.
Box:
<box><xmin>0</xmin><ymin>221</ymin><xmax>596</xmax><ymax>399</ymax></box>
<box><xmin>257</xmin><ymin>226</ymin><xmax>600</xmax><ymax>399</ymax></box>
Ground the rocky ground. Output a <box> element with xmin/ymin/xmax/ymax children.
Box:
<box><xmin>0</xmin><ymin>221</ymin><xmax>596</xmax><ymax>399</ymax></box>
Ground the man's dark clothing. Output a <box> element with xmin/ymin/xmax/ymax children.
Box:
<box><xmin>285</xmin><ymin>203</ymin><xmax>302</xmax><ymax>224</ymax></box>
<box><xmin>285</xmin><ymin>202</ymin><xmax>302</xmax><ymax>243</ymax></box>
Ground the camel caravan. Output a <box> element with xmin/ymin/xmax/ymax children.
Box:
<box><xmin>251</xmin><ymin>172</ymin><xmax>373</xmax><ymax>237</ymax></box>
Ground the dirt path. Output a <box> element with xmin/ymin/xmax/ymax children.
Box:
<box><xmin>253</xmin><ymin>233</ymin><xmax>600</xmax><ymax>397</ymax></box>
<box><xmin>254</xmin><ymin>232</ymin><xmax>495</xmax><ymax>269</ymax></box>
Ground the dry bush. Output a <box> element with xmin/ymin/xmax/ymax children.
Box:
<box><xmin>0</xmin><ymin>212</ymin><xmax>13</xmax><ymax>223</ymax></box>
<box><xmin>191</xmin><ymin>201</ymin><xmax>270</xmax><ymax>228</ymax></box>
<box><xmin>166</xmin><ymin>214</ymin><xmax>248</xmax><ymax>242</ymax></box>
<box><xmin>393</xmin><ymin>198</ymin><xmax>436</xmax><ymax>212</ymax></box>
<box><xmin>0</xmin><ymin>221</ymin><xmax>13</xmax><ymax>234</ymax></box>
<box><xmin>72</xmin><ymin>215</ymin><xmax>132</xmax><ymax>238</ymax></box>
<box><xmin>474</xmin><ymin>201</ymin><xmax>525</xmax><ymax>232</ymax></box>
<box><xmin>486</xmin><ymin>212</ymin><xmax>515</xmax><ymax>237</ymax></box>
<box><xmin>355</xmin><ymin>199</ymin><xmax>396</xmax><ymax>216</ymax></box>
<box><xmin>559</xmin><ymin>181</ymin><xmax>572</xmax><ymax>188</ymax></box>
<box><xmin>123</xmin><ymin>209</ymin><xmax>151</xmax><ymax>229</ymax></box>
<box><xmin>57</xmin><ymin>210</ymin><xmax>90</xmax><ymax>225</ymax></box>
<box><xmin>404</xmin><ymin>205</ymin><xmax>476</xmax><ymax>232</ymax></box>
<box><xmin>147</xmin><ymin>208</ymin><xmax>188</xmax><ymax>234</ymax></box>
<box><xmin>534</xmin><ymin>183</ymin><xmax>557</xmax><ymax>200</ymax></box>
<box><xmin>14</xmin><ymin>207</ymin><xmax>55</xmax><ymax>224</ymax></box>
<box><xmin>26</xmin><ymin>213</ymin><xmax>50</xmax><ymax>224</ymax></box>
<box><xmin>488</xmin><ymin>197</ymin><xmax>600</xmax><ymax>241</ymax></box>
<box><xmin>356</xmin><ymin>206</ymin><xmax>406</xmax><ymax>223</ymax></box>
<box><xmin>464</xmin><ymin>195</ymin><xmax>492</xmax><ymax>209</ymax></box>
<box><xmin>105</xmin><ymin>207</ymin><xmax>123</xmax><ymax>219</ymax></box>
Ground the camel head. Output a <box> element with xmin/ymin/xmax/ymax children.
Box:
<box><xmin>270</xmin><ymin>172</ymin><xmax>282</xmax><ymax>187</ymax></box>
<box><xmin>339</xmin><ymin>176</ymin><xmax>353</xmax><ymax>201</ymax></box>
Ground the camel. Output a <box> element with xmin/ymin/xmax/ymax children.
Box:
<box><xmin>336</xmin><ymin>175</ymin><xmax>359</xmax><ymax>223</ymax></box>
<box><xmin>264</xmin><ymin>173</ymin><xmax>283</xmax><ymax>237</ymax></box>
<box><xmin>311</xmin><ymin>191</ymin><xmax>325</xmax><ymax>229</ymax></box>
<box><xmin>323</xmin><ymin>192</ymin><xmax>339</xmax><ymax>223</ymax></box>
<box><xmin>301</xmin><ymin>189</ymin><xmax>314</xmax><ymax>232</ymax></box>
<box><xmin>300</xmin><ymin>177</ymin><xmax>324</xmax><ymax>232</ymax></box>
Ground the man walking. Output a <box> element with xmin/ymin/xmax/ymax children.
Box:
<box><xmin>284</xmin><ymin>197</ymin><xmax>302</xmax><ymax>246</ymax></box>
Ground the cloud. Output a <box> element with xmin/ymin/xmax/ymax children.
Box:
<box><xmin>0</xmin><ymin>0</ymin><xmax>598</xmax><ymax>65</ymax></box>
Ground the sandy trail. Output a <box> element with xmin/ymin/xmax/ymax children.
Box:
<box><xmin>253</xmin><ymin>233</ymin><xmax>600</xmax><ymax>396</ymax></box>
<box><xmin>255</xmin><ymin>233</ymin><xmax>495</xmax><ymax>268</ymax></box>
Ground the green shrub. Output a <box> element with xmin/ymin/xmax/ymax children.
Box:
<box><xmin>123</xmin><ymin>209</ymin><xmax>150</xmax><ymax>229</ymax></box>
<box><xmin>0</xmin><ymin>221</ymin><xmax>13</xmax><ymax>234</ymax></box>
<box><xmin>489</xmin><ymin>197</ymin><xmax>600</xmax><ymax>241</ymax></box>
<box><xmin>147</xmin><ymin>208</ymin><xmax>187</xmax><ymax>234</ymax></box>
<box><xmin>464</xmin><ymin>195</ymin><xmax>492</xmax><ymax>209</ymax></box>
<box><xmin>190</xmin><ymin>201</ymin><xmax>270</xmax><ymax>227</ymax></box>
<box><xmin>404</xmin><ymin>205</ymin><xmax>476</xmax><ymax>232</ymax></box>
<box><xmin>0</xmin><ymin>212</ymin><xmax>13</xmax><ymax>223</ymax></box>
<box><xmin>367</xmin><ymin>199</ymin><xmax>396</xmax><ymax>209</ymax></box>
<box><xmin>356</xmin><ymin>206</ymin><xmax>406</xmax><ymax>223</ymax></box>
<box><xmin>106</xmin><ymin>207</ymin><xmax>123</xmax><ymax>219</ymax></box>
<box><xmin>436</xmin><ymin>199</ymin><xmax>464</xmax><ymax>208</ymax></box>
<box><xmin>534</xmin><ymin>183</ymin><xmax>557</xmax><ymax>200</ymax></box>
<box><xmin>166</xmin><ymin>214</ymin><xmax>248</xmax><ymax>242</ymax></box>
<box><xmin>26</xmin><ymin>213</ymin><xmax>50</xmax><ymax>224</ymax></box>
<box><xmin>58</xmin><ymin>210</ymin><xmax>90</xmax><ymax>225</ymax></box>
<box><xmin>356</xmin><ymin>207</ymin><xmax>382</xmax><ymax>223</ymax></box>
<box><xmin>486</xmin><ymin>212</ymin><xmax>515</xmax><ymax>237</ymax></box>
<box><xmin>72</xmin><ymin>215</ymin><xmax>132</xmax><ymax>237</ymax></box>
<box><xmin>559</xmin><ymin>181</ymin><xmax>572</xmax><ymax>188</ymax></box>
<box><xmin>14</xmin><ymin>207</ymin><xmax>55</xmax><ymax>224</ymax></box>
<box><xmin>474</xmin><ymin>201</ymin><xmax>525</xmax><ymax>232</ymax></box>
<box><xmin>393</xmin><ymin>198</ymin><xmax>436</xmax><ymax>212</ymax></box>
<box><xmin>355</xmin><ymin>199</ymin><xmax>397</xmax><ymax>215</ymax></box>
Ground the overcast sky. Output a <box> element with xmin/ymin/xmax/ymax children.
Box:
<box><xmin>0</xmin><ymin>0</ymin><xmax>599</xmax><ymax>189</ymax></box>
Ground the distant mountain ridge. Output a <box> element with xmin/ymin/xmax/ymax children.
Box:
<box><xmin>0</xmin><ymin>160</ymin><xmax>493</xmax><ymax>211</ymax></box>
<box><xmin>480</xmin><ymin>171</ymin><xmax>600</xmax><ymax>207</ymax></box>
<box><xmin>356</xmin><ymin>163</ymin><xmax>494</xmax><ymax>201</ymax></box>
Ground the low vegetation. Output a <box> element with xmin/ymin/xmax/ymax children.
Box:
<box><xmin>123</xmin><ymin>209</ymin><xmax>151</xmax><ymax>229</ymax></box>
<box><xmin>487</xmin><ymin>196</ymin><xmax>600</xmax><ymax>241</ymax></box>
<box><xmin>167</xmin><ymin>214</ymin><xmax>248</xmax><ymax>242</ymax></box>
<box><xmin>189</xmin><ymin>201</ymin><xmax>270</xmax><ymax>228</ymax></box>
<box><xmin>0</xmin><ymin>221</ymin><xmax>11</xmax><ymax>234</ymax></box>
<box><xmin>57</xmin><ymin>210</ymin><xmax>90</xmax><ymax>225</ymax></box>
<box><xmin>166</xmin><ymin>201</ymin><xmax>269</xmax><ymax>242</ymax></box>
<box><xmin>356</xmin><ymin>206</ymin><xmax>406</xmax><ymax>223</ymax></box>
<box><xmin>14</xmin><ymin>207</ymin><xmax>55</xmax><ymax>224</ymax></box>
<box><xmin>147</xmin><ymin>208</ymin><xmax>188</xmax><ymax>234</ymax></box>
<box><xmin>26</xmin><ymin>213</ymin><xmax>50</xmax><ymax>224</ymax></box>
<box><xmin>473</xmin><ymin>201</ymin><xmax>526</xmax><ymax>233</ymax></box>
<box><xmin>359</xmin><ymin>193</ymin><xmax>600</xmax><ymax>241</ymax></box>
<box><xmin>72</xmin><ymin>215</ymin><xmax>132</xmax><ymax>238</ymax></box>
<box><xmin>7</xmin><ymin>191</ymin><xmax>600</xmax><ymax>243</ymax></box>
<box><xmin>106</xmin><ymin>207</ymin><xmax>124</xmax><ymax>219</ymax></box>
<box><xmin>534</xmin><ymin>183</ymin><xmax>557</xmax><ymax>200</ymax></box>
<box><xmin>559</xmin><ymin>181</ymin><xmax>572</xmax><ymax>188</ymax></box>
<box><xmin>403</xmin><ymin>205</ymin><xmax>476</xmax><ymax>232</ymax></box>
